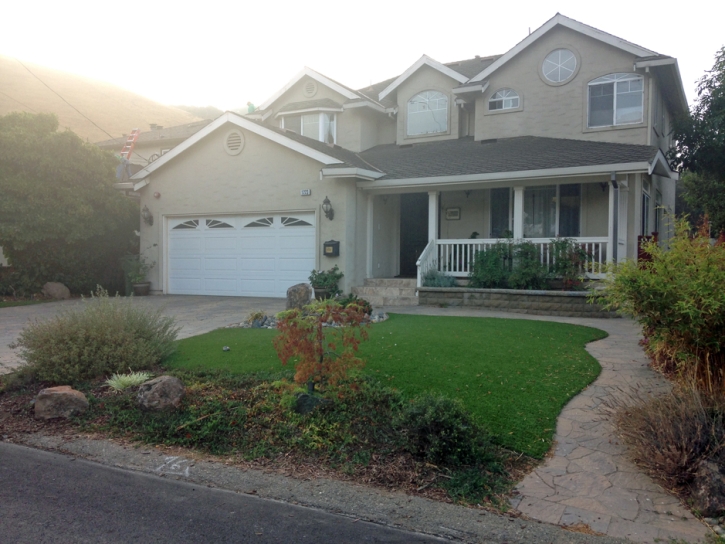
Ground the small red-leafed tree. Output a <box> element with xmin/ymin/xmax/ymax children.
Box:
<box><xmin>274</xmin><ymin>299</ymin><xmax>369</xmax><ymax>393</ymax></box>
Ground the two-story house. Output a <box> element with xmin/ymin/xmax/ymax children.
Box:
<box><xmin>126</xmin><ymin>13</ymin><xmax>686</xmax><ymax>300</ymax></box>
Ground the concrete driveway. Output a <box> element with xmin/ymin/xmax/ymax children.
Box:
<box><xmin>0</xmin><ymin>295</ymin><xmax>286</xmax><ymax>374</ymax></box>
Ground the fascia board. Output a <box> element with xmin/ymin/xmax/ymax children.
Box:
<box><xmin>355</xmin><ymin>161</ymin><xmax>652</xmax><ymax>190</ymax></box>
<box><xmin>451</xmin><ymin>82</ymin><xmax>490</xmax><ymax>96</ymax></box>
<box><xmin>321</xmin><ymin>167</ymin><xmax>385</xmax><ymax>181</ymax></box>
<box><xmin>637</xmin><ymin>59</ymin><xmax>689</xmax><ymax>116</ymax></box>
<box><xmin>649</xmin><ymin>149</ymin><xmax>678</xmax><ymax>180</ymax></box>
<box><xmin>258</xmin><ymin>67</ymin><xmax>359</xmax><ymax>111</ymax></box>
<box><xmin>130</xmin><ymin>112</ymin><xmax>344</xmax><ymax>188</ymax></box>
<box><xmin>635</xmin><ymin>58</ymin><xmax>676</xmax><ymax>68</ymax></box>
<box><xmin>275</xmin><ymin>107</ymin><xmax>344</xmax><ymax>118</ymax></box>
<box><xmin>379</xmin><ymin>55</ymin><xmax>469</xmax><ymax>101</ymax></box>
<box><xmin>469</xmin><ymin>14</ymin><xmax>656</xmax><ymax>83</ymax></box>
<box><xmin>343</xmin><ymin>101</ymin><xmax>387</xmax><ymax>113</ymax></box>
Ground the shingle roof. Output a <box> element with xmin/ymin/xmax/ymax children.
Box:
<box><xmin>277</xmin><ymin>98</ymin><xmax>343</xmax><ymax>113</ymax></box>
<box><xmin>97</xmin><ymin>119</ymin><xmax>213</xmax><ymax>148</ymax></box>
<box><xmin>443</xmin><ymin>55</ymin><xmax>501</xmax><ymax>78</ymax></box>
<box><xmin>356</xmin><ymin>136</ymin><xmax>659</xmax><ymax>180</ymax></box>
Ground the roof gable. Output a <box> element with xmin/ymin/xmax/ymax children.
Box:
<box><xmin>469</xmin><ymin>13</ymin><xmax>656</xmax><ymax>83</ymax></box>
<box><xmin>130</xmin><ymin>112</ymin><xmax>345</xmax><ymax>188</ymax></box>
<box><xmin>258</xmin><ymin>67</ymin><xmax>362</xmax><ymax>112</ymax></box>
<box><xmin>378</xmin><ymin>55</ymin><xmax>469</xmax><ymax>101</ymax></box>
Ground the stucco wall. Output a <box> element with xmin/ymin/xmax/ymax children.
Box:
<box><xmin>137</xmin><ymin>122</ymin><xmax>360</xmax><ymax>294</ymax></box>
<box><xmin>474</xmin><ymin>25</ymin><xmax>650</xmax><ymax>145</ymax></box>
<box><xmin>581</xmin><ymin>183</ymin><xmax>609</xmax><ymax>237</ymax></box>
<box><xmin>439</xmin><ymin>190</ymin><xmax>487</xmax><ymax>239</ymax></box>
<box><xmin>371</xmin><ymin>194</ymin><xmax>400</xmax><ymax>277</ymax></box>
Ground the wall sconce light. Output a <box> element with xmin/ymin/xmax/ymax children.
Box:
<box><xmin>464</xmin><ymin>190</ymin><xmax>472</xmax><ymax>199</ymax></box>
<box><xmin>153</xmin><ymin>192</ymin><xmax>161</xmax><ymax>199</ymax></box>
<box><xmin>141</xmin><ymin>205</ymin><xmax>154</xmax><ymax>226</ymax></box>
<box><xmin>322</xmin><ymin>196</ymin><xmax>334</xmax><ymax>220</ymax></box>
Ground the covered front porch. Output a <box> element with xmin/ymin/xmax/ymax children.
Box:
<box><xmin>363</xmin><ymin>176</ymin><xmax>636</xmax><ymax>288</ymax></box>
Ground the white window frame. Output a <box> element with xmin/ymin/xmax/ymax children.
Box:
<box><xmin>407</xmin><ymin>90</ymin><xmax>449</xmax><ymax>137</ymax></box>
<box><xmin>488</xmin><ymin>88</ymin><xmax>520</xmax><ymax>111</ymax></box>
<box><xmin>280</xmin><ymin>112</ymin><xmax>337</xmax><ymax>144</ymax></box>
<box><xmin>542</xmin><ymin>49</ymin><xmax>577</xmax><ymax>84</ymax></box>
<box><xmin>588</xmin><ymin>73</ymin><xmax>644</xmax><ymax>128</ymax></box>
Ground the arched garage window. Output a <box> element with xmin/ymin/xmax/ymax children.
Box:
<box><xmin>407</xmin><ymin>91</ymin><xmax>448</xmax><ymax>136</ymax></box>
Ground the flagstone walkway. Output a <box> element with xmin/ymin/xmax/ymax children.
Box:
<box><xmin>386</xmin><ymin>306</ymin><xmax>710</xmax><ymax>543</ymax></box>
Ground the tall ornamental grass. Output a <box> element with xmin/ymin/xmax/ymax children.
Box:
<box><xmin>15</xmin><ymin>288</ymin><xmax>179</xmax><ymax>384</ymax></box>
<box><xmin>599</xmin><ymin>219</ymin><xmax>725</xmax><ymax>392</ymax></box>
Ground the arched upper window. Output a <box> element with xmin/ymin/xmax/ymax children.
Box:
<box><xmin>488</xmin><ymin>89</ymin><xmax>520</xmax><ymax>111</ymax></box>
<box><xmin>407</xmin><ymin>91</ymin><xmax>448</xmax><ymax>136</ymax></box>
<box><xmin>588</xmin><ymin>73</ymin><xmax>644</xmax><ymax>127</ymax></box>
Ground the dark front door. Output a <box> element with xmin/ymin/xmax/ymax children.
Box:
<box><xmin>399</xmin><ymin>193</ymin><xmax>429</xmax><ymax>277</ymax></box>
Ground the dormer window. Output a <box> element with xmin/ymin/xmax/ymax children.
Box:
<box><xmin>281</xmin><ymin>112</ymin><xmax>336</xmax><ymax>144</ymax></box>
<box><xmin>488</xmin><ymin>89</ymin><xmax>520</xmax><ymax>111</ymax></box>
<box><xmin>407</xmin><ymin>91</ymin><xmax>448</xmax><ymax>136</ymax></box>
<box><xmin>588</xmin><ymin>73</ymin><xmax>644</xmax><ymax>128</ymax></box>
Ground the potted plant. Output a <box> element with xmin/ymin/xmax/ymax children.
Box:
<box><xmin>122</xmin><ymin>254</ymin><xmax>156</xmax><ymax>296</ymax></box>
<box><xmin>309</xmin><ymin>265</ymin><xmax>343</xmax><ymax>300</ymax></box>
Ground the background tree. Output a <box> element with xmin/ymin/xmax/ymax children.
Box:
<box><xmin>670</xmin><ymin>47</ymin><xmax>725</xmax><ymax>233</ymax></box>
<box><xmin>0</xmin><ymin>112</ymin><xmax>138</xmax><ymax>295</ymax></box>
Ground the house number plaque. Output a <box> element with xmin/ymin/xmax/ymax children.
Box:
<box><xmin>300</xmin><ymin>189</ymin><xmax>311</xmax><ymax>196</ymax></box>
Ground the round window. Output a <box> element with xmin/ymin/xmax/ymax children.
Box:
<box><xmin>542</xmin><ymin>49</ymin><xmax>577</xmax><ymax>83</ymax></box>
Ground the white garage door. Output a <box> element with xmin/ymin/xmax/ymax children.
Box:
<box><xmin>168</xmin><ymin>214</ymin><xmax>316</xmax><ymax>297</ymax></box>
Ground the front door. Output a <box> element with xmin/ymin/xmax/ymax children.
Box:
<box><xmin>399</xmin><ymin>193</ymin><xmax>429</xmax><ymax>277</ymax></box>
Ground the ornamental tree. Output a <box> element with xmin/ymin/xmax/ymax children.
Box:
<box><xmin>274</xmin><ymin>299</ymin><xmax>369</xmax><ymax>392</ymax></box>
<box><xmin>670</xmin><ymin>47</ymin><xmax>725</xmax><ymax>233</ymax></box>
<box><xmin>0</xmin><ymin>112</ymin><xmax>138</xmax><ymax>294</ymax></box>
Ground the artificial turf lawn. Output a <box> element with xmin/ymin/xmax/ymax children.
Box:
<box><xmin>165</xmin><ymin>314</ymin><xmax>607</xmax><ymax>458</ymax></box>
<box><xmin>0</xmin><ymin>300</ymin><xmax>44</xmax><ymax>309</ymax></box>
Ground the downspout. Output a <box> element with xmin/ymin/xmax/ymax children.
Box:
<box><xmin>611</xmin><ymin>172</ymin><xmax>619</xmax><ymax>263</ymax></box>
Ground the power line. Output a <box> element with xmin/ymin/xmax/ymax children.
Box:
<box><xmin>15</xmin><ymin>57</ymin><xmax>115</xmax><ymax>140</ymax></box>
<box><xmin>12</xmin><ymin>59</ymin><xmax>150</xmax><ymax>163</ymax></box>
<box><xmin>0</xmin><ymin>90</ymin><xmax>38</xmax><ymax>112</ymax></box>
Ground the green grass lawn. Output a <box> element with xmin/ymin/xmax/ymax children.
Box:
<box><xmin>165</xmin><ymin>314</ymin><xmax>607</xmax><ymax>457</ymax></box>
<box><xmin>0</xmin><ymin>300</ymin><xmax>45</xmax><ymax>309</ymax></box>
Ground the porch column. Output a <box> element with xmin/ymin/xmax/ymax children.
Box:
<box><xmin>608</xmin><ymin>180</ymin><xmax>616</xmax><ymax>263</ymax></box>
<box><xmin>618</xmin><ymin>178</ymin><xmax>630</xmax><ymax>262</ymax></box>
<box><xmin>513</xmin><ymin>186</ymin><xmax>524</xmax><ymax>239</ymax></box>
<box><xmin>428</xmin><ymin>191</ymin><xmax>438</xmax><ymax>242</ymax></box>
<box><xmin>366</xmin><ymin>194</ymin><xmax>374</xmax><ymax>278</ymax></box>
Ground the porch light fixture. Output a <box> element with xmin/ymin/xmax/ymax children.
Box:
<box><xmin>141</xmin><ymin>205</ymin><xmax>154</xmax><ymax>226</ymax></box>
<box><xmin>322</xmin><ymin>196</ymin><xmax>334</xmax><ymax>220</ymax></box>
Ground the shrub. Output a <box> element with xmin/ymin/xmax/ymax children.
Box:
<box><xmin>598</xmin><ymin>218</ymin><xmax>725</xmax><ymax>391</ymax></box>
<box><xmin>309</xmin><ymin>265</ymin><xmax>343</xmax><ymax>297</ymax></box>
<box><xmin>336</xmin><ymin>293</ymin><xmax>373</xmax><ymax>315</ymax></box>
<box><xmin>274</xmin><ymin>299</ymin><xmax>369</xmax><ymax>390</ymax></box>
<box><xmin>422</xmin><ymin>268</ymin><xmax>457</xmax><ymax>288</ymax></box>
<box><xmin>105</xmin><ymin>371</ymin><xmax>153</xmax><ymax>392</ymax></box>
<box><xmin>549</xmin><ymin>238</ymin><xmax>590</xmax><ymax>290</ymax></box>
<box><xmin>395</xmin><ymin>394</ymin><xmax>492</xmax><ymax>466</ymax></box>
<box><xmin>469</xmin><ymin>242</ymin><xmax>511</xmax><ymax>288</ymax></box>
<box><xmin>14</xmin><ymin>287</ymin><xmax>179</xmax><ymax>384</ymax></box>
<box><xmin>610</xmin><ymin>384</ymin><xmax>725</xmax><ymax>486</ymax></box>
<box><xmin>508</xmin><ymin>241</ymin><xmax>550</xmax><ymax>290</ymax></box>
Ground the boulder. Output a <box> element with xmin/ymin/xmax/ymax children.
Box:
<box><xmin>35</xmin><ymin>386</ymin><xmax>88</xmax><ymax>419</ymax></box>
<box><xmin>137</xmin><ymin>376</ymin><xmax>185</xmax><ymax>411</ymax></box>
<box><xmin>691</xmin><ymin>461</ymin><xmax>725</xmax><ymax>516</ymax></box>
<box><xmin>286</xmin><ymin>283</ymin><xmax>312</xmax><ymax>310</ymax></box>
<box><xmin>41</xmin><ymin>282</ymin><xmax>71</xmax><ymax>300</ymax></box>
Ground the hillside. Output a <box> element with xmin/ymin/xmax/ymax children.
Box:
<box><xmin>0</xmin><ymin>56</ymin><xmax>201</xmax><ymax>143</ymax></box>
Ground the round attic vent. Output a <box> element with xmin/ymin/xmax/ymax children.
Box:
<box><xmin>303</xmin><ymin>80</ymin><xmax>318</xmax><ymax>98</ymax></box>
<box><xmin>224</xmin><ymin>130</ymin><xmax>245</xmax><ymax>156</ymax></box>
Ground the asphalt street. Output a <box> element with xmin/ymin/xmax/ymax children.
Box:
<box><xmin>0</xmin><ymin>442</ymin><xmax>444</xmax><ymax>543</ymax></box>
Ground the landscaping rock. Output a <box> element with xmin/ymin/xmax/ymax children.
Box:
<box><xmin>137</xmin><ymin>376</ymin><xmax>185</xmax><ymax>411</ymax></box>
<box><xmin>34</xmin><ymin>386</ymin><xmax>88</xmax><ymax>419</ymax></box>
<box><xmin>294</xmin><ymin>393</ymin><xmax>332</xmax><ymax>414</ymax></box>
<box><xmin>41</xmin><ymin>282</ymin><xmax>71</xmax><ymax>300</ymax></box>
<box><xmin>691</xmin><ymin>461</ymin><xmax>725</xmax><ymax>516</ymax></box>
<box><xmin>286</xmin><ymin>283</ymin><xmax>312</xmax><ymax>310</ymax></box>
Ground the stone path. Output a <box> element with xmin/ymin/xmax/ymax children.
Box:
<box><xmin>386</xmin><ymin>306</ymin><xmax>710</xmax><ymax>543</ymax></box>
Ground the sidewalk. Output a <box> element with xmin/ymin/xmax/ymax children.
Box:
<box><xmin>384</xmin><ymin>305</ymin><xmax>708</xmax><ymax>543</ymax></box>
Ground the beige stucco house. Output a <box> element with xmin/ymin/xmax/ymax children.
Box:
<box><xmin>123</xmin><ymin>13</ymin><xmax>685</xmax><ymax>300</ymax></box>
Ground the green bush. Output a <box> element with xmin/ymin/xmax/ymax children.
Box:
<box><xmin>468</xmin><ymin>242</ymin><xmax>511</xmax><ymax>288</ymax></box>
<box><xmin>309</xmin><ymin>265</ymin><xmax>343</xmax><ymax>297</ymax></box>
<box><xmin>422</xmin><ymin>268</ymin><xmax>457</xmax><ymax>288</ymax></box>
<box><xmin>549</xmin><ymin>238</ymin><xmax>590</xmax><ymax>290</ymax></box>
<box><xmin>508</xmin><ymin>241</ymin><xmax>550</xmax><ymax>290</ymax></box>
<box><xmin>611</xmin><ymin>385</ymin><xmax>725</xmax><ymax>486</ymax></box>
<box><xmin>336</xmin><ymin>293</ymin><xmax>374</xmax><ymax>315</ymax></box>
<box><xmin>598</xmin><ymin>219</ymin><xmax>725</xmax><ymax>391</ymax></box>
<box><xmin>395</xmin><ymin>394</ymin><xmax>492</xmax><ymax>466</ymax></box>
<box><xmin>14</xmin><ymin>288</ymin><xmax>179</xmax><ymax>384</ymax></box>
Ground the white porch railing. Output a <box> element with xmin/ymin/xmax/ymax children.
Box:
<box><xmin>416</xmin><ymin>237</ymin><xmax>609</xmax><ymax>287</ymax></box>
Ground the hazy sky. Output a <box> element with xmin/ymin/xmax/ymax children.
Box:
<box><xmin>2</xmin><ymin>0</ymin><xmax>723</xmax><ymax>110</ymax></box>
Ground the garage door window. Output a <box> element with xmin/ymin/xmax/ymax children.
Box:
<box><xmin>206</xmin><ymin>219</ymin><xmax>234</xmax><ymax>229</ymax></box>
<box><xmin>173</xmin><ymin>219</ymin><xmax>199</xmax><ymax>230</ymax></box>
<box><xmin>244</xmin><ymin>217</ymin><xmax>273</xmax><ymax>228</ymax></box>
<box><xmin>281</xmin><ymin>216</ymin><xmax>312</xmax><ymax>227</ymax></box>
